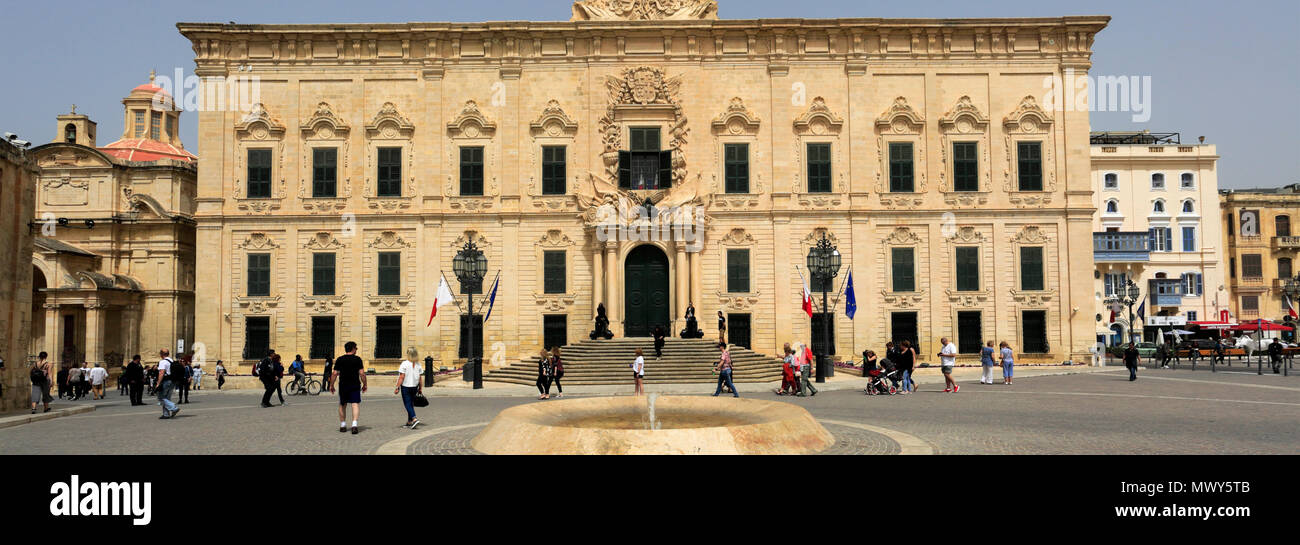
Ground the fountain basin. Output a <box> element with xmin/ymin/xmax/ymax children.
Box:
<box><xmin>470</xmin><ymin>395</ymin><xmax>835</xmax><ymax>455</ymax></box>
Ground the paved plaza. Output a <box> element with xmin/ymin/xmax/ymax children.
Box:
<box><xmin>1</xmin><ymin>366</ymin><xmax>1296</xmax><ymax>455</ymax></box>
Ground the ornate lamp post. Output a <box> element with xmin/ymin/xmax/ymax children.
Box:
<box><xmin>453</xmin><ymin>240</ymin><xmax>488</xmax><ymax>389</ymax></box>
<box><xmin>1104</xmin><ymin>278</ymin><xmax>1143</xmax><ymax>346</ymax></box>
<box><xmin>805</xmin><ymin>234</ymin><xmax>841</xmax><ymax>383</ymax></box>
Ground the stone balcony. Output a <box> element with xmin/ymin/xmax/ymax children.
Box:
<box><xmin>1273</xmin><ymin>236</ymin><xmax>1300</xmax><ymax>250</ymax></box>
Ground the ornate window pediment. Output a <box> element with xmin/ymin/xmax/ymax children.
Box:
<box><xmin>237</xmin><ymin>233</ymin><xmax>280</xmax><ymax>250</ymax></box>
<box><xmin>947</xmin><ymin>226</ymin><xmax>987</xmax><ymax>244</ymax></box>
<box><xmin>939</xmin><ymin>96</ymin><xmax>989</xmax><ymax>133</ymax></box>
<box><xmin>1002</xmin><ymin>96</ymin><xmax>1058</xmax><ymax>207</ymax></box>
<box><xmin>875</xmin><ymin>97</ymin><xmax>927</xmax><ymax>209</ymax></box>
<box><xmin>528</xmin><ymin>100</ymin><xmax>579</xmax><ymax>207</ymax></box>
<box><xmin>883</xmin><ymin>227</ymin><xmax>921</xmax><ymax>245</ymax></box>
<box><xmin>365</xmin><ymin>102</ymin><xmax>414</xmax><ymax>139</ymax></box>
<box><xmin>235</xmin><ymin>103</ymin><xmax>286</xmax><ymax>140</ymax></box>
<box><xmin>299</xmin><ymin>102</ymin><xmax>350</xmax><ymax>139</ymax></box>
<box><xmin>712</xmin><ymin>97</ymin><xmax>761</xmax><ymax>136</ymax></box>
<box><xmin>366</xmin><ymin>230</ymin><xmax>414</xmax><ymax>249</ymax></box>
<box><xmin>938</xmin><ymin>96</ymin><xmax>992</xmax><ymax>207</ymax></box>
<box><xmin>530</xmin><ymin>100</ymin><xmax>578</xmax><ymax>138</ymax></box>
<box><xmin>1003</xmin><ymin>95</ymin><xmax>1054</xmax><ymax>133</ymax></box>
<box><xmin>538</xmin><ymin>229</ymin><xmax>576</xmax><ymax>248</ymax></box>
<box><xmin>875</xmin><ymin>96</ymin><xmax>925</xmax><ymax>133</ymax></box>
<box><xmin>793</xmin><ymin>97</ymin><xmax>843</xmax><ymax>136</ymax></box>
<box><xmin>1011</xmin><ymin>225</ymin><xmax>1052</xmax><ymax>245</ymax></box>
<box><xmin>303</xmin><ymin>231</ymin><xmax>345</xmax><ymax>250</ymax></box>
<box><xmin>447</xmin><ymin>100</ymin><xmax>497</xmax><ymax>138</ymax></box>
<box><xmin>720</xmin><ymin>228</ymin><xmax>756</xmax><ymax>246</ymax></box>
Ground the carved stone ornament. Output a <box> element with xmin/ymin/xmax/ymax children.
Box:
<box><xmin>712</xmin><ymin>97</ymin><xmax>761</xmax><ymax>136</ymax></box>
<box><xmin>572</xmin><ymin>0</ymin><xmax>719</xmax><ymax>22</ymax></box>
<box><xmin>365</xmin><ymin>102</ymin><xmax>414</xmax><ymax>138</ymax></box>
<box><xmin>945</xmin><ymin>290</ymin><xmax>991</xmax><ymax>308</ymax></box>
<box><xmin>883</xmin><ymin>227</ymin><xmax>921</xmax><ymax>245</ymax></box>
<box><xmin>719</xmin><ymin>228</ymin><xmax>755</xmax><ymax>246</ymax></box>
<box><xmin>237</xmin><ymin>233</ymin><xmax>280</xmax><ymax>250</ymax></box>
<box><xmin>793</xmin><ymin>97</ymin><xmax>844</xmax><ymax>136</ymax></box>
<box><xmin>716</xmin><ymin>293</ymin><xmax>762</xmax><ymax>311</ymax></box>
<box><xmin>1011</xmin><ymin>289</ymin><xmax>1057</xmax><ymax>305</ymax></box>
<box><xmin>939</xmin><ymin>96</ymin><xmax>990</xmax><ymax>134</ymax></box>
<box><xmin>235</xmin><ymin>103</ymin><xmax>286</xmax><ymax>140</ymax></box>
<box><xmin>535</xmin><ymin>294</ymin><xmax>577</xmax><ymax>312</ymax></box>
<box><xmin>447</xmin><ymin>100</ymin><xmax>497</xmax><ymax>138</ymax></box>
<box><xmin>598</xmin><ymin>66</ymin><xmax>687</xmax><ymax>184</ymax></box>
<box><xmin>947</xmin><ymin>226</ymin><xmax>987</xmax><ymax>243</ymax></box>
<box><xmin>367</xmin><ymin>230</ymin><xmax>414</xmax><ymax>249</ymax></box>
<box><xmin>1003</xmin><ymin>95</ymin><xmax>1054</xmax><ymax>133</ymax></box>
<box><xmin>530</xmin><ymin>100</ymin><xmax>579</xmax><ymax>137</ymax></box>
<box><xmin>1011</xmin><ymin>225</ymin><xmax>1051</xmax><ymax>244</ymax></box>
<box><xmin>366</xmin><ymin>294</ymin><xmax>412</xmax><ymax>312</ymax></box>
<box><xmin>875</xmin><ymin>96</ymin><xmax>925</xmax><ymax>133</ymax></box>
<box><xmin>539</xmin><ymin>229</ymin><xmax>577</xmax><ymax>247</ymax></box>
<box><xmin>303</xmin><ymin>232</ymin><xmax>345</xmax><ymax>250</ymax></box>
<box><xmin>301</xmin><ymin>294</ymin><xmax>347</xmax><ymax>314</ymax></box>
<box><xmin>881</xmin><ymin>291</ymin><xmax>926</xmax><ymax>309</ymax></box>
<box><xmin>299</xmin><ymin>102</ymin><xmax>349</xmax><ymax>138</ymax></box>
<box><xmin>236</xmin><ymin>296</ymin><xmax>282</xmax><ymax>313</ymax></box>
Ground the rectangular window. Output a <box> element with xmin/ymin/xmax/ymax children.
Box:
<box><xmin>543</xmin><ymin>250</ymin><xmax>566</xmax><ymax>294</ymax></box>
<box><xmin>133</xmin><ymin>111</ymin><xmax>145</xmax><ymax>138</ymax></box>
<box><xmin>246</xmin><ymin>149</ymin><xmax>273</xmax><ymax>199</ymax></box>
<box><xmin>1182</xmin><ymin>273</ymin><xmax>1204</xmax><ymax>296</ymax></box>
<box><xmin>953</xmin><ymin>142</ymin><xmax>979</xmax><ymax>192</ymax></box>
<box><xmin>312</xmin><ymin>253</ymin><xmax>335</xmax><ymax>296</ymax></box>
<box><xmin>460</xmin><ymin>146</ymin><xmax>484</xmax><ymax>196</ymax></box>
<box><xmin>246</xmin><ymin>253</ymin><xmax>270</xmax><ymax>296</ymax></box>
<box><xmin>374</xmin><ymin>316</ymin><xmax>402</xmax><ymax>359</ymax></box>
<box><xmin>724</xmin><ymin>143</ymin><xmax>749</xmax><ymax>194</ymax></box>
<box><xmin>1186</xmin><ymin>311</ymin><xmax>1198</xmax><ymax>322</ymax></box>
<box><xmin>1182</xmin><ymin>227</ymin><xmax>1197</xmax><ymax>252</ymax></box>
<box><xmin>1022</xmin><ymin>311</ymin><xmax>1049</xmax><ymax>353</ymax></box>
<box><xmin>377</xmin><ymin>147</ymin><xmax>402</xmax><ymax>197</ymax></box>
<box><xmin>1017</xmin><ymin>141</ymin><xmax>1043</xmax><ymax>191</ymax></box>
<box><xmin>891</xmin><ymin>247</ymin><xmax>915</xmax><ymax>292</ymax></box>
<box><xmin>630</xmin><ymin>127</ymin><xmax>660</xmax><ymax>152</ymax></box>
<box><xmin>1020</xmin><ymin>246</ymin><xmax>1044</xmax><ymax>291</ymax></box>
<box><xmin>890</xmin><ymin>312</ymin><xmax>919</xmax><ymax>350</ymax></box>
<box><xmin>1280</xmin><ymin>258</ymin><xmax>1293</xmax><ymax>279</ymax></box>
<box><xmin>955</xmin><ymin>247</ymin><xmax>980</xmax><ymax>292</ymax></box>
<box><xmin>309</xmin><ymin>316</ymin><xmax>335</xmax><ymax>360</ymax></box>
<box><xmin>888</xmin><ymin>142</ymin><xmax>914</xmax><ymax>192</ymax></box>
<box><xmin>312</xmin><ymin>148</ymin><xmax>337</xmax><ymax>198</ymax></box>
<box><xmin>727</xmin><ymin>249</ymin><xmax>750</xmax><ymax>293</ymax></box>
<box><xmin>543</xmin><ymin>315</ymin><xmax>568</xmax><ymax>352</ymax></box>
<box><xmin>243</xmin><ymin>317</ymin><xmax>270</xmax><ymax>360</ymax></box>
<box><xmin>957</xmin><ymin>311</ymin><xmax>983</xmax><ymax>354</ymax></box>
<box><xmin>1104</xmin><ymin>273</ymin><xmax>1128</xmax><ymax>297</ymax></box>
<box><xmin>1149</xmin><ymin>228</ymin><xmax>1173</xmax><ymax>252</ymax></box>
<box><xmin>1242</xmin><ymin>254</ymin><xmax>1263</xmax><ymax>278</ymax></box>
<box><xmin>459</xmin><ymin>315</ymin><xmax>484</xmax><ymax>359</ymax></box>
<box><xmin>150</xmin><ymin>112</ymin><xmax>161</xmax><ymax>140</ymax></box>
<box><xmin>541</xmin><ymin>146</ymin><xmax>566</xmax><ymax>195</ymax></box>
<box><xmin>1242</xmin><ymin>296</ymin><xmax>1259</xmax><ymax>312</ymax></box>
<box><xmin>806</xmin><ymin>143</ymin><xmax>832</xmax><ymax>193</ymax></box>
<box><xmin>377</xmin><ymin>252</ymin><xmax>400</xmax><ymax>295</ymax></box>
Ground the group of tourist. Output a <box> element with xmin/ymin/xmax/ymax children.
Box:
<box><xmin>776</xmin><ymin>342</ymin><xmax>818</xmax><ymax>397</ymax></box>
<box><xmin>534</xmin><ymin>347</ymin><xmax>565</xmax><ymax>399</ymax></box>
<box><xmin>51</xmin><ymin>361</ymin><xmax>108</xmax><ymax>401</ymax></box>
<box><xmin>860</xmin><ymin>338</ymin><xmax>1016</xmax><ymax>394</ymax></box>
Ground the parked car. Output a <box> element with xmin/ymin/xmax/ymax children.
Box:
<box><xmin>1135</xmin><ymin>342</ymin><xmax>1158</xmax><ymax>358</ymax></box>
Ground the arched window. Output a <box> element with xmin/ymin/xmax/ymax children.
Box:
<box><xmin>1153</xmin><ymin>200</ymin><xmax>1165</xmax><ymax>214</ymax></box>
<box><xmin>1105</xmin><ymin>200</ymin><xmax>1118</xmax><ymax>214</ymax></box>
<box><xmin>1181</xmin><ymin>173</ymin><xmax>1195</xmax><ymax>189</ymax></box>
<box><xmin>1104</xmin><ymin>173</ymin><xmax>1118</xmax><ymax>189</ymax></box>
<box><xmin>1182</xmin><ymin>200</ymin><xmax>1195</xmax><ymax>214</ymax></box>
<box><xmin>1277</xmin><ymin>215</ymin><xmax>1291</xmax><ymax>237</ymax></box>
<box><xmin>1151</xmin><ymin>173</ymin><xmax>1165</xmax><ymax>189</ymax></box>
<box><xmin>1280</xmin><ymin>257</ymin><xmax>1293</xmax><ymax>279</ymax></box>
<box><xmin>64</xmin><ymin>123</ymin><xmax>76</xmax><ymax>143</ymax></box>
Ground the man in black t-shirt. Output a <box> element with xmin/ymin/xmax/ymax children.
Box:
<box><xmin>329</xmin><ymin>341</ymin><xmax>367</xmax><ymax>434</ymax></box>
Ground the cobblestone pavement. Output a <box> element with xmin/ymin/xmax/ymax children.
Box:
<box><xmin>0</xmin><ymin>368</ymin><xmax>1294</xmax><ymax>455</ymax></box>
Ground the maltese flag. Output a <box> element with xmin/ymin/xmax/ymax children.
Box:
<box><xmin>798</xmin><ymin>268</ymin><xmax>813</xmax><ymax>318</ymax></box>
<box><xmin>427</xmin><ymin>274</ymin><xmax>456</xmax><ymax>327</ymax></box>
<box><xmin>1288</xmin><ymin>295</ymin><xmax>1298</xmax><ymax>320</ymax></box>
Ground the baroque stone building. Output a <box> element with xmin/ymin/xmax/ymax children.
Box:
<box><xmin>1220</xmin><ymin>184</ymin><xmax>1300</xmax><ymax>333</ymax></box>
<box><xmin>1</xmin><ymin>135</ymin><xmax>39</xmax><ymax>412</ymax></box>
<box><xmin>179</xmin><ymin>1</ymin><xmax>1108</xmax><ymax>370</ymax></box>
<box><xmin>27</xmin><ymin>77</ymin><xmax>197</xmax><ymax>368</ymax></box>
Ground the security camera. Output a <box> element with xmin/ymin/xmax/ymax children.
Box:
<box><xmin>13</xmin><ymin>139</ymin><xmax>30</xmax><ymax>148</ymax></box>
<box><xmin>3</xmin><ymin>132</ymin><xmax>16</xmax><ymax>140</ymax></box>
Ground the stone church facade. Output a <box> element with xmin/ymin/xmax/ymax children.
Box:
<box><xmin>179</xmin><ymin>1</ymin><xmax>1107</xmax><ymax>369</ymax></box>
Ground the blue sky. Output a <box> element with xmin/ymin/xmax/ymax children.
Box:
<box><xmin>1</xmin><ymin>0</ymin><xmax>1295</xmax><ymax>188</ymax></box>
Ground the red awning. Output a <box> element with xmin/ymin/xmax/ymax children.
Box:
<box><xmin>1227</xmin><ymin>320</ymin><xmax>1294</xmax><ymax>332</ymax></box>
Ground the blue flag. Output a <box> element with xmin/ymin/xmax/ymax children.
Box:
<box><xmin>1136</xmin><ymin>299</ymin><xmax>1146</xmax><ymax>322</ymax></box>
<box><xmin>482</xmin><ymin>274</ymin><xmax>500</xmax><ymax>323</ymax></box>
<box><xmin>845</xmin><ymin>271</ymin><xmax>857</xmax><ymax>320</ymax></box>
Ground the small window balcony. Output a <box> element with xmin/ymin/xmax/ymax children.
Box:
<box><xmin>1093</xmin><ymin>232</ymin><xmax>1150</xmax><ymax>262</ymax></box>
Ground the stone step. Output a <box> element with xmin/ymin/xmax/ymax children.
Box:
<box><xmin>486</xmin><ymin>336</ymin><xmax>784</xmax><ymax>386</ymax></box>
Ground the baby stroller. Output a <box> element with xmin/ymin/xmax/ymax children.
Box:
<box><xmin>865</xmin><ymin>359</ymin><xmax>900</xmax><ymax>395</ymax></box>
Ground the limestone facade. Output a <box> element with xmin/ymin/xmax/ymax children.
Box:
<box><xmin>1220</xmin><ymin>185</ymin><xmax>1300</xmax><ymax>330</ymax></box>
<box><xmin>178</xmin><ymin>2</ymin><xmax>1108</xmax><ymax>368</ymax></box>
<box><xmin>0</xmin><ymin>136</ymin><xmax>39</xmax><ymax>412</ymax></box>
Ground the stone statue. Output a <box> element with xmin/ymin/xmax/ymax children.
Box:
<box><xmin>590</xmin><ymin>303</ymin><xmax>614</xmax><ymax>340</ymax></box>
<box><xmin>572</xmin><ymin>0</ymin><xmax>719</xmax><ymax>21</ymax></box>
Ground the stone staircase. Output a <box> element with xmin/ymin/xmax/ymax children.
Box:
<box><xmin>485</xmin><ymin>338</ymin><xmax>784</xmax><ymax>386</ymax></box>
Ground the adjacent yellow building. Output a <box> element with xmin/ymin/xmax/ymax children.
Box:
<box><xmin>1221</xmin><ymin>185</ymin><xmax>1300</xmax><ymax>332</ymax></box>
<box><xmin>178</xmin><ymin>1</ymin><xmax>1108</xmax><ymax>371</ymax></box>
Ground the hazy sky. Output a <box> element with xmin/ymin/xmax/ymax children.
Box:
<box><xmin>1</xmin><ymin>0</ymin><xmax>1295</xmax><ymax>188</ymax></box>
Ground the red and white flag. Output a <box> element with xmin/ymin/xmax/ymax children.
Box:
<box><xmin>427</xmin><ymin>274</ymin><xmax>456</xmax><ymax>327</ymax></box>
<box><xmin>1288</xmin><ymin>295</ymin><xmax>1298</xmax><ymax>319</ymax></box>
<box><xmin>797</xmin><ymin>268</ymin><xmax>813</xmax><ymax>318</ymax></box>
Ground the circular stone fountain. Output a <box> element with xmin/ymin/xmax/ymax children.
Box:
<box><xmin>470</xmin><ymin>395</ymin><xmax>835</xmax><ymax>455</ymax></box>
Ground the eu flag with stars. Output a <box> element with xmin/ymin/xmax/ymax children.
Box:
<box><xmin>845</xmin><ymin>271</ymin><xmax>857</xmax><ymax>320</ymax></box>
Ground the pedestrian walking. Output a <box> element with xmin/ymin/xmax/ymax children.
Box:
<box><xmin>125</xmin><ymin>355</ymin><xmax>145</xmax><ymax>405</ymax></box>
<box><xmin>192</xmin><ymin>364</ymin><xmax>203</xmax><ymax>391</ymax></box>
<box><xmin>631</xmin><ymin>348</ymin><xmax>645</xmax><ymax>396</ymax></box>
<box><xmin>272</xmin><ymin>354</ymin><xmax>286</xmax><ymax>405</ymax></box>
<box><xmin>117</xmin><ymin>366</ymin><xmax>128</xmax><ymax>396</ymax></box>
<box><xmin>56</xmin><ymin>365</ymin><xmax>68</xmax><ymax>400</ymax></box>
<box><xmin>717</xmin><ymin>311</ymin><xmax>727</xmax><ymax>344</ymax></box>
<box><xmin>321</xmin><ymin>357</ymin><xmax>333</xmax><ymax>392</ymax></box>
<box><xmin>897</xmin><ymin>340</ymin><xmax>917</xmax><ymax>394</ymax></box>
<box><xmin>712</xmin><ymin>342</ymin><xmax>739</xmax><ymax>397</ymax></box>
<box><xmin>156</xmin><ymin>349</ymin><xmax>180</xmax><ymax>419</ymax></box>
<box><xmin>176</xmin><ymin>358</ymin><xmax>192</xmax><ymax>404</ymax></box>
<box><xmin>938</xmin><ymin>337</ymin><xmax>959</xmax><ymax>393</ymax></box>
<box><xmin>257</xmin><ymin>353</ymin><xmax>278</xmax><ymax>408</ymax></box>
<box><xmin>999</xmin><ymin>341</ymin><xmax>1015</xmax><ymax>385</ymax></box>
<box><xmin>797</xmin><ymin>343</ymin><xmax>818</xmax><ymax>397</ymax></box>
<box><xmin>214</xmin><ymin>360</ymin><xmax>227</xmax><ymax>390</ymax></box>
<box><xmin>78</xmin><ymin>363</ymin><xmax>92</xmax><ymax>400</ymax></box>
<box><xmin>89</xmin><ymin>362</ymin><xmax>108</xmax><ymax>400</ymax></box>
<box><xmin>653</xmin><ymin>325</ymin><xmax>666</xmax><ymax>358</ymax></box>
<box><xmin>535</xmin><ymin>348</ymin><xmax>553</xmax><ymax>400</ymax></box>
<box><xmin>396</xmin><ymin>348</ymin><xmax>423</xmax><ymax>430</ymax></box>
<box><xmin>550</xmin><ymin>347</ymin><xmax>564</xmax><ymax>398</ymax></box>
<box><xmin>777</xmin><ymin>343</ymin><xmax>797</xmax><ymax>395</ymax></box>
<box><xmin>1214</xmin><ymin>338</ymin><xmax>1226</xmax><ymax>367</ymax></box>
<box><xmin>1268</xmin><ymin>340</ymin><xmax>1283</xmax><ymax>374</ymax></box>
<box><xmin>67</xmin><ymin>364</ymin><xmax>83</xmax><ymax>400</ymax></box>
<box><xmin>980</xmin><ymin>341</ymin><xmax>997</xmax><ymax>384</ymax></box>
<box><xmin>329</xmin><ymin>341</ymin><xmax>367</xmax><ymax>434</ymax></box>
<box><xmin>1123</xmin><ymin>342</ymin><xmax>1140</xmax><ymax>382</ymax></box>
<box><xmin>30</xmin><ymin>352</ymin><xmax>52</xmax><ymax>414</ymax></box>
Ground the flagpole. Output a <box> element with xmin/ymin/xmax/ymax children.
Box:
<box><xmin>827</xmin><ymin>264</ymin><xmax>851</xmax><ymax>314</ymax></box>
<box><xmin>481</xmin><ymin>269</ymin><xmax>502</xmax><ymax>320</ymax></box>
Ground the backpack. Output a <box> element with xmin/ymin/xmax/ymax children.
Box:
<box><xmin>255</xmin><ymin>357</ymin><xmax>271</xmax><ymax>378</ymax></box>
<box><xmin>171</xmin><ymin>361</ymin><xmax>189</xmax><ymax>382</ymax></box>
<box><xmin>30</xmin><ymin>364</ymin><xmax>45</xmax><ymax>384</ymax></box>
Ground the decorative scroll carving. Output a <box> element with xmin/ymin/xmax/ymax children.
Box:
<box><xmin>945</xmin><ymin>290</ymin><xmax>992</xmax><ymax>308</ymax></box>
<box><xmin>1011</xmin><ymin>225</ymin><xmax>1051</xmax><ymax>244</ymax></box>
<box><xmin>538</xmin><ymin>229</ymin><xmax>577</xmax><ymax>247</ymax></box>
<box><xmin>719</xmin><ymin>228</ymin><xmax>756</xmax><ymax>246</ymax></box>
<box><xmin>883</xmin><ymin>227</ymin><xmax>921</xmax><ymax>245</ymax></box>
<box><xmin>712</xmin><ymin>97</ymin><xmax>760</xmax><ymax>136</ymax></box>
<box><xmin>299</xmin><ymin>102</ymin><xmax>349</xmax><ymax>139</ymax></box>
<box><xmin>365</xmin><ymin>102</ymin><xmax>414</xmax><ymax>139</ymax></box>
<box><xmin>597</xmin><ymin>66</ymin><xmax>686</xmax><ymax>185</ymax></box>
<box><xmin>946</xmin><ymin>226</ymin><xmax>987</xmax><ymax>244</ymax></box>
<box><xmin>529</xmin><ymin>100</ymin><xmax>578</xmax><ymax>137</ymax></box>
<box><xmin>571</xmin><ymin>0</ymin><xmax>718</xmax><ymax>21</ymax></box>
<box><xmin>939</xmin><ymin>96</ymin><xmax>989</xmax><ymax>133</ymax></box>
<box><xmin>716</xmin><ymin>293</ymin><xmax>762</xmax><ymax>311</ymax></box>
<box><xmin>1002</xmin><ymin>95</ymin><xmax>1058</xmax><ymax>207</ymax></box>
<box><xmin>1003</xmin><ymin>95</ymin><xmax>1054</xmax><ymax>133</ymax></box>
<box><xmin>237</xmin><ymin>233</ymin><xmax>280</xmax><ymax>250</ymax></box>
<box><xmin>875</xmin><ymin>97</ymin><xmax>926</xmax><ymax>207</ymax></box>
<box><xmin>793</xmin><ymin>97</ymin><xmax>843</xmax><ymax>136</ymax></box>
<box><xmin>534</xmin><ymin>294</ymin><xmax>577</xmax><ymax>311</ymax></box>
<box><xmin>303</xmin><ymin>232</ymin><xmax>345</xmax><ymax>250</ymax></box>
<box><xmin>235</xmin><ymin>103</ymin><xmax>286</xmax><ymax>140</ymax></box>
<box><xmin>875</xmin><ymin>96</ymin><xmax>925</xmax><ymax>133</ymax></box>
<box><xmin>366</xmin><ymin>230</ymin><xmax>414</xmax><ymax>249</ymax></box>
<box><xmin>447</xmin><ymin>100</ymin><xmax>497</xmax><ymax>138</ymax></box>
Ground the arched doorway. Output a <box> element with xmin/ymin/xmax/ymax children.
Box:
<box><xmin>624</xmin><ymin>245</ymin><xmax>670</xmax><ymax>338</ymax></box>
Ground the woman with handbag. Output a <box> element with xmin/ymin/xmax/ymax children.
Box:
<box><xmin>536</xmin><ymin>349</ymin><xmax>553</xmax><ymax>400</ymax></box>
<box><xmin>550</xmin><ymin>347</ymin><xmax>564</xmax><ymax>398</ymax></box>
<box><xmin>396</xmin><ymin>348</ymin><xmax>423</xmax><ymax>429</ymax></box>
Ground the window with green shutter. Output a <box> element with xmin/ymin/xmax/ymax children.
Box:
<box><xmin>377</xmin><ymin>147</ymin><xmax>402</xmax><ymax>197</ymax></box>
<box><xmin>312</xmin><ymin>148</ymin><xmax>337</xmax><ymax>198</ymax></box>
<box><xmin>1017</xmin><ymin>142</ymin><xmax>1043</xmax><ymax>191</ymax></box>
<box><xmin>309</xmin><ymin>316</ymin><xmax>335</xmax><ymax>360</ymax></box>
<box><xmin>889</xmin><ymin>142</ymin><xmax>914</xmax><ymax>192</ymax></box>
<box><xmin>953</xmin><ymin>142</ymin><xmax>978</xmax><ymax>192</ymax></box>
<box><xmin>956</xmin><ymin>247</ymin><xmax>980</xmax><ymax>292</ymax></box>
<box><xmin>727</xmin><ymin>249</ymin><xmax>750</xmax><ymax>293</ymax></box>
<box><xmin>806</xmin><ymin>143</ymin><xmax>831</xmax><ymax>193</ymax></box>
<box><xmin>247</xmin><ymin>149</ymin><xmax>273</xmax><ymax>199</ymax></box>
<box><xmin>246</xmin><ymin>253</ymin><xmax>270</xmax><ymax>296</ymax></box>
<box><xmin>541</xmin><ymin>146</ymin><xmax>566</xmax><ymax>195</ymax></box>
<box><xmin>1022</xmin><ymin>311</ymin><xmax>1048</xmax><ymax>353</ymax></box>
<box><xmin>1020</xmin><ymin>246</ymin><xmax>1044</xmax><ymax>291</ymax></box>
<box><xmin>724</xmin><ymin>143</ymin><xmax>749</xmax><ymax>194</ymax></box>
<box><xmin>460</xmin><ymin>146</ymin><xmax>484</xmax><ymax>196</ymax></box>
<box><xmin>543</xmin><ymin>251</ymin><xmax>566</xmax><ymax>294</ymax></box>
<box><xmin>957</xmin><ymin>311</ymin><xmax>983</xmax><ymax>354</ymax></box>
<box><xmin>377</xmin><ymin>252</ymin><xmax>400</xmax><ymax>295</ymax></box>
<box><xmin>374</xmin><ymin>316</ymin><xmax>402</xmax><ymax>359</ymax></box>
<box><xmin>891</xmin><ymin>247</ymin><xmax>915</xmax><ymax>292</ymax></box>
<box><xmin>312</xmin><ymin>253</ymin><xmax>335</xmax><ymax>296</ymax></box>
<box><xmin>243</xmin><ymin>317</ymin><xmax>270</xmax><ymax>360</ymax></box>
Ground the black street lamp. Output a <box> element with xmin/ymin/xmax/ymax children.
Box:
<box><xmin>805</xmin><ymin>233</ymin><xmax>841</xmax><ymax>383</ymax></box>
<box><xmin>452</xmin><ymin>240</ymin><xmax>488</xmax><ymax>389</ymax></box>
<box><xmin>1104</xmin><ymin>278</ymin><xmax>1143</xmax><ymax>346</ymax></box>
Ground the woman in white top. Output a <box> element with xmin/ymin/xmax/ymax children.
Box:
<box><xmin>395</xmin><ymin>348</ymin><xmax>423</xmax><ymax>429</ymax></box>
<box><xmin>631</xmin><ymin>348</ymin><xmax>645</xmax><ymax>396</ymax></box>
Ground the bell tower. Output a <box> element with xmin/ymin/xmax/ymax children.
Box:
<box><xmin>53</xmin><ymin>104</ymin><xmax>97</xmax><ymax>147</ymax></box>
